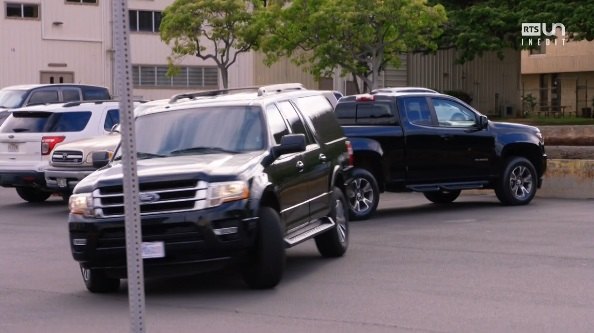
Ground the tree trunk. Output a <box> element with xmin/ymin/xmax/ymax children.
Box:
<box><xmin>220</xmin><ymin>66</ymin><xmax>229</xmax><ymax>89</ymax></box>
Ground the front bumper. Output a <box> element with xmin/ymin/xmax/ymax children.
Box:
<box><xmin>45</xmin><ymin>166</ymin><xmax>96</xmax><ymax>191</ymax></box>
<box><xmin>69</xmin><ymin>200</ymin><xmax>259</xmax><ymax>278</ymax></box>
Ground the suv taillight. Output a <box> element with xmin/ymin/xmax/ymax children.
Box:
<box><xmin>345</xmin><ymin>140</ymin><xmax>354</xmax><ymax>166</ymax></box>
<box><xmin>41</xmin><ymin>136</ymin><xmax>65</xmax><ymax>155</ymax></box>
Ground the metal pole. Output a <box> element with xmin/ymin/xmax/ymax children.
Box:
<box><xmin>113</xmin><ymin>1</ymin><xmax>147</xmax><ymax>332</ymax></box>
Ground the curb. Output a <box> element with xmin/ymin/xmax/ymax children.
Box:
<box><xmin>537</xmin><ymin>159</ymin><xmax>594</xmax><ymax>199</ymax></box>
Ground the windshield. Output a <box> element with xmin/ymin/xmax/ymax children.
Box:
<box><xmin>0</xmin><ymin>89</ymin><xmax>27</xmax><ymax>108</ymax></box>
<box><xmin>119</xmin><ymin>106</ymin><xmax>266</xmax><ymax>159</ymax></box>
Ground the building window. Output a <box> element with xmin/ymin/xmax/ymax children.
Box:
<box><xmin>6</xmin><ymin>3</ymin><xmax>39</xmax><ymax>19</ymax></box>
<box><xmin>65</xmin><ymin>0</ymin><xmax>97</xmax><ymax>4</ymax></box>
<box><xmin>129</xmin><ymin>10</ymin><xmax>161</xmax><ymax>33</ymax></box>
<box><xmin>132</xmin><ymin>65</ymin><xmax>219</xmax><ymax>88</ymax></box>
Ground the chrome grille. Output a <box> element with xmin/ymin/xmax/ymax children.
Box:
<box><xmin>93</xmin><ymin>180</ymin><xmax>208</xmax><ymax>218</ymax></box>
<box><xmin>51</xmin><ymin>150</ymin><xmax>84</xmax><ymax>165</ymax></box>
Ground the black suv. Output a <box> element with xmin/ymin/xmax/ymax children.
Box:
<box><xmin>335</xmin><ymin>88</ymin><xmax>547</xmax><ymax>220</ymax></box>
<box><xmin>0</xmin><ymin>84</ymin><xmax>111</xmax><ymax>125</ymax></box>
<box><xmin>68</xmin><ymin>84</ymin><xmax>352</xmax><ymax>292</ymax></box>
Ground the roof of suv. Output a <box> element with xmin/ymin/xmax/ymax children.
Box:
<box><xmin>0</xmin><ymin>83</ymin><xmax>110</xmax><ymax>91</ymax></box>
<box><xmin>144</xmin><ymin>83</ymin><xmax>337</xmax><ymax>116</ymax></box>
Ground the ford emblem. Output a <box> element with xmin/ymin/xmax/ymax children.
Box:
<box><xmin>139</xmin><ymin>192</ymin><xmax>160</xmax><ymax>203</ymax></box>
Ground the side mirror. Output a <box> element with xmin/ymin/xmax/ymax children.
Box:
<box><xmin>91</xmin><ymin>151</ymin><xmax>111</xmax><ymax>168</ymax></box>
<box><xmin>273</xmin><ymin>134</ymin><xmax>306</xmax><ymax>157</ymax></box>
<box><xmin>478</xmin><ymin>115</ymin><xmax>488</xmax><ymax>129</ymax></box>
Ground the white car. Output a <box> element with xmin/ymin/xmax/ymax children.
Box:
<box><xmin>0</xmin><ymin>101</ymin><xmax>122</xmax><ymax>202</ymax></box>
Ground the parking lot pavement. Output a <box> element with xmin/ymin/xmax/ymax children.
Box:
<box><xmin>1</xmin><ymin>187</ymin><xmax>594</xmax><ymax>333</ymax></box>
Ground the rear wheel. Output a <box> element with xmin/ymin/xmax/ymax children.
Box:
<box><xmin>423</xmin><ymin>189</ymin><xmax>461</xmax><ymax>204</ymax></box>
<box><xmin>241</xmin><ymin>207</ymin><xmax>285</xmax><ymax>289</ymax></box>
<box><xmin>15</xmin><ymin>187</ymin><xmax>51</xmax><ymax>203</ymax></box>
<box><xmin>345</xmin><ymin>168</ymin><xmax>379</xmax><ymax>220</ymax></box>
<box><xmin>80</xmin><ymin>265</ymin><xmax>120</xmax><ymax>293</ymax></box>
<box><xmin>315</xmin><ymin>187</ymin><xmax>349</xmax><ymax>257</ymax></box>
<box><xmin>495</xmin><ymin>157</ymin><xmax>537</xmax><ymax>205</ymax></box>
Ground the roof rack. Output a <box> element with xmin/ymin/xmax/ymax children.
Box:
<box><xmin>371</xmin><ymin>87</ymin><xmax>438</xmax><ymax>94</ymax></box>
<box><xmin>168</xmin><ymin>87</ymin><xmax>259</xmax><ymax>104</ymax></box>
<box><xmin>257</xmin><ymin>83</ymin><xmax>305</xmax><ymax>96</ymax></box>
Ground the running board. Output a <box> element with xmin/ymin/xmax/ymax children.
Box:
<box><xmin>284</xmin><ymin>218</ymin><xmax>335</xmax><ymax>247</ymax></box>
<box><xmin>407</xmin><ymin>181</ymin><xmax>489</xmax><ymax>192</ymax></box>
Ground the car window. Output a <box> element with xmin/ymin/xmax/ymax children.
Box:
<box><xmin>0</xmin><ymin>111</ymin><xmax>52</xmax><ymax>133</ymax></box>
<box><xmin>294</xmin><ymin>95</ymin><xmax>344</xmax><ymax>144</ymax></box>
<box><xmin>432</xmin><ymin>98</ymin><xmax>476</xmax><ymax>128</ymax></box>
<box><xmin>28</xmin><ymin>90</ymin><xmax>59</xmax><ymax>105</ymax></box>
<box><xmin>82</xmin><ymin>87</ymin><xmax>111</xmax><ymax>100</ymax></box>
<box><xmin>266</xmin><ymin>104</ymin><xmax>289</xmax><ymax>144</ymax></box>
<box><xmin>63</xmin><ymin>89</ymin><xmax>81</xmax><ymax>102</ymax></box>
<box><xmin>277</xmin><ymin>101</ymin><xmax>314</xmax><ymax>144</ymax></box>
<box><xmin>356</xmin><ymin>102</ymin><xmax>397</xmax><ymax>125</ymax></box>
<box><xmin>104</xmin><ymin>109</ymin><xmax>120</xmax><ymax>131</ymax></box>
<box><xmin>335</xmin><ymin>103</ymin><xmax>356</xmax><ymax>125</ymax></box>
<box><xmin>44</xmin><ymin>111</ymin><xmax>92</xmax><ymax>132</ymax></box>
<box><xmin>400</xmin><ymin>97</ymin><xmax>432</xmax><ymax>126</ymax></box>
<box><xmin>0</xmin><ymin>89</ymin><xmax>27</xmax><ymax>108</ymax></box>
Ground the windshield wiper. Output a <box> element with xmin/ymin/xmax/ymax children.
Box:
<box><xmin>169</xmin><ymin>146</ymin><xmax>239</xmax><ymax>155</ymax></box>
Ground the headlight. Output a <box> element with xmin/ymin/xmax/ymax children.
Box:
<box><xmin>207</xmin><ymin>181</ymin><xmax>249</xmax><ymax>207</ymax></box>
<box><xmin>536</xmin><ymin>131</ymin><xmax>544</xmax><ymax>144</ymax></box>
<box><xmin>69</xmin><ymin>193</ymin><xmax>94</xmax><ymax>217</ymax></box>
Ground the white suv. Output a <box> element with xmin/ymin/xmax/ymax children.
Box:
<box><xmin>0</xmin><ymin>101</ymin><xmax>122</xmax><ymax>202</ymax></box>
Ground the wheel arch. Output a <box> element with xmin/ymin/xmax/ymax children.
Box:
<box><xmin>500</xmin><ymin>143</ymin><xmax>545</xmax><ymax>178</ymax></box>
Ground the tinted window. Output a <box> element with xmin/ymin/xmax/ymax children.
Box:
<box><xmin>63</xmin><ymin>89</ymin><xmax>81</xmax><ymax>102</ymax></box>
<box><xmin>356</xmin><ymin>102</ymin><xmax>397</xmax><ymax>125</ymax></box>
<box><xmin>335</xmin><ymin>103</ymin><xmax>356</xmax><ymax>125</ymax></box>
<box><xmin>277</xmin><ymin>101</ymin><xmax>313</xmax><ymax>144</ymax></box>
<box><xmin>82</xmin><ymin>87</ymin><xmax>110</xmax><ymax>100</ymax></box>
<box><xmin>266</xmin><ymin>104</ymin><xmax>289</xmax><ymax>144</ymax></box>
<box><xmin>0</xmin><ymin>89</ymin><xmax>27</xmax><ymax>108</ymax></box>
<box><xmin>28</xmin><ymin>90</ymin><xmax>59</xmax><ymax>105</ymax></box>
<box><xmin>295</xmin><ymin>95</ymin><xmax>344</xmax><ymax>143</ymax></box>
<box><xmin>104</xmin><ymin>109</ymin><xmax>120</xmax><ymax>131</ymax></box>
<box><xmin>1</xmin><ymin>112</ymin><xmax>51</xmax><ymax>133</ymax></box>
<box><xmin>400</xmin><ymin>97</ymin><xmax>432</xmax><ymax>125</ymax></box>
<box><xmin>44</xmin><ymin>112</ymin><xmax>92</xmax><ymax>132</ymax></box>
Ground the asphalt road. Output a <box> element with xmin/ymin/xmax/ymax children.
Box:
<box><xmin>1</xmin><ymin>187</ymin><xmax>593</xmax><ymax>333</ymax></box>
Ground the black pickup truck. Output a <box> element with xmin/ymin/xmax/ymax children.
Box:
<box><xmin>335</xmin><ymin>89</ymin><xmax>547</xmax><ymax>220</ymax></box>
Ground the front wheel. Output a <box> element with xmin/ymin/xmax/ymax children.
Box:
<box><xmin>423</xmin><ymin>189</ymin><xmax>461</xmax><ymax>204</ymax></box>
<box><xmin>315</xmin><ymin>187</ymin><xmax>349</xmax><ymax>257</ymax></box>
<box><xmin>15</xmin><ymin>187</ymin><xmax>52</xmax><ymax>203</ymax></box>
<box><xmin>495</xmin><ymin>157</ymin><xmax>537</xmax><ymax>205</ymax></box>
<box><xmin>345</xmin><ymin>168</ymin><xmax>380</xmax><ymax>221</ymax></box>
<box><xmin>241</xmin><ymin>207</ymin><xmax>285</xmax><ymax>289</ymax></box>
<box><xmin>80</xmin><ymin>265</ymin><xmax>120</xmax><ymax>293</ymax></box>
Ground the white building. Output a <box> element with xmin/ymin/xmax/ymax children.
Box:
<box><xmin>1</xmin><ymin>0</ymin><xmax>520</xmax><ymax>114</ymax></box>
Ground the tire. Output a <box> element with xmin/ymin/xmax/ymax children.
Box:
<box><xmin>423</xmin><ymin>189</ymin><xmax>461</xmax><ymax>204</ymax></box>
<box><xmin>15</xmin><ymin>187</ymin><xmax>52</xmax><ymax>203</ymax></box>
<box><xmin>495</xmin><ymin>157</ymin><xmax>537</xmax><ymax>205</ymax></box>
<box><xmin>80</xmin><ymin>265</ymin><xmax>120</xmax><ymax>293</ymax></box>
<box><xmin>315</xmin><ymin>187</ymin><xmax>349</xmax><ymax>258</ymax></box>
<box><xmin>345</xmin><ymin>168</ymin><xmax>380</xmax><ymax>221</ymax></box>
<box><xmin>241</xmin><ymin>207</ymin><xmax>285</xmax><ymax>289</ymax></box>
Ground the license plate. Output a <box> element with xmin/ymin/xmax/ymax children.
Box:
<box><xmin>8</xmin><ymin>143</ymin><xmax>18</xmax><ymax>152</ymax></box>
<box><xmin>141</xmin><ymin>241</ymin><xmax>165</xmax><ymax>259</ymax></box>
<box><xmin>57</xmin><ymin>178</ymin><xmax>68</xmax><ymax>188</ymax></box>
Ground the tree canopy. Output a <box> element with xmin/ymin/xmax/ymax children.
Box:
<box><xmin>257</xmin><ymin>0</ymin><xmax>447</xmax><ymax>92</ymax></box>
<box><xmin>160</xmin><ymin>0</ymin><xmax>264</xmax><ymax>88</ymax></box>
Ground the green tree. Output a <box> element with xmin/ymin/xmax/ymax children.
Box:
<box><xmin>258</xmin><ymin>0</ymin><xmax>447</xmax><ymax>92</ymax></box>
<box><xmin>433</xmin><ymin>0</ymin><xmax>594</xmax><ymax>63</ymax></box>
<box><xmin>160</xmin><ymin>0</ymin><xmax>264</xmax><ymax>88</ymax></box>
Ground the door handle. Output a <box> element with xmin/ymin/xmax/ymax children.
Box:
<box><xmin>296</xmin><ymin>160</ymin><xmax>304</xmax><ymax>172</ymax></box>
<box><xmin>319</xmin><ymin>153</ymin><xmax>327</xmax><ymax>162</ymax></box>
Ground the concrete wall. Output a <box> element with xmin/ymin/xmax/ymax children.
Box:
<box><xmin>538</xmin><ymin>159</ymin><xmax>594</xmax><ymax>199</ymax></box>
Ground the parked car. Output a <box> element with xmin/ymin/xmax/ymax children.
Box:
<box><xmin>335</xmin><ymin>88</ymin><xmax>547</xmax><ymax>220</ymax></box>
<box><xmin>0</xmin><ymin>84</ymin><xmax>111</xmax><ymax>126</ymax></box>
<box><xmin>44</xmin><ymin>98</ymin><xmax>171</xmax><ymax>197</ymax></box>
<box><xmin>68</xmin><ymin>83</ymin><xmax>352</xmax><ymax>292</ymax></box>
<box><xmin>0</xmin><ymin>101</ymin><xmax>123</xmax><ymax>202</ymax></box>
